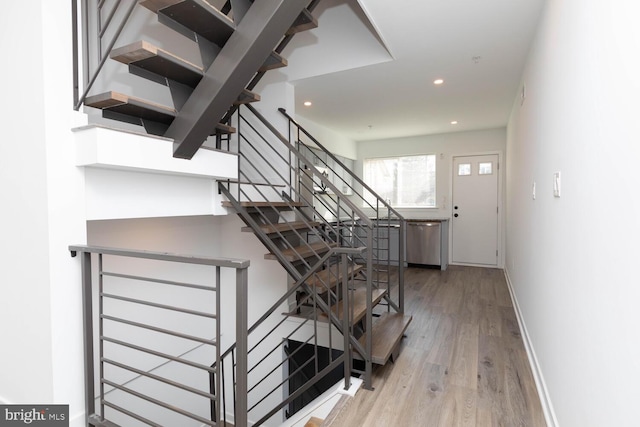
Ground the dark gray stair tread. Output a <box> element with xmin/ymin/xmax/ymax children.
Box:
<box><xmin>110</xmin><ymin>41</ymin><xmax>259</xmax><ymax>107</ymax></box>
<box><xmin>85</xmin><ymin>91</ymin><xmax>176</xmax><ymax>124</ymax></box>
<box><xmin>234</xmin><ymin>89</ymin><xmax>261</xmax><ymax>105</ymax></box>
<box><xmin>241</xmin><ymin>221</ymin><xmax>320</xmax><ymax>234</ymax></box>
<box><xmin>259</xmin><ymin>51</ymin><xmax>288</xmax><ymax>72</ymax></box>
<box><xmin>286</xmin><ymin>9</ymin><xmax>318</xmax><ymax>35</ymax></box>
<box><xmin>305</xmin><ymin>264</ymin><xmax>364</xmax><ymax>291</ymax></box>
<box><xmin>221</xmin><ymin>201</ymin><xmax>305</xmax><ymax>209</ymax></box>
<box><xmin>85</xmin><ymin>91</ymin><xmax>234</xmax><ymax>133</ymax></box>
<box><xmin>321</xmin><ymin>288</ymin><xmax>387</xmax><ymax>326</ymax></box>
<box><xmin>141</xmin><ymin>0</ymin><xmax>235</xmax><ymax>46</ymax></box>
<box><xmin>111</xmin><ymin>41</ymin><xmax>204</xmax><ymax>87</ymax></box>
<box><xmin>214</xmin><ymin>122</ymin><xmax>236</xmax><ymax>134</ymax></box>
<box><xmin>358</xmin><ymin>313</ymin><xmax>412</xmax><ymax>365</ymax></box>
<box><xmin>265</xmin><ymin>242</ymin><xmax>337</xmax><ymax>262</ymax></box>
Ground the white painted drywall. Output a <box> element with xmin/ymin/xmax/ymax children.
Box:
<box><xmin>506</xmin><ymin>1</ymin><xmax>640</xmax><ymax>425</ymax></box>
<box><xmin>295</xmin><ymin>115</ymin><xmax>358</xmax><ymax>160</ymax></box>
<box><xmin>0</xmin><ymin>2</ymin><xmax>88</xmax><ymax>425</ymax></box>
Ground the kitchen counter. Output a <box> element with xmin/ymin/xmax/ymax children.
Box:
<box><xmin>405</xmin><ymin>217</ymin><xmax>450</xmax><ymax>222</ymax></box>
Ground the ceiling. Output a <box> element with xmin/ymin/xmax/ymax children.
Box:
<box><xmin>280</xmin><ymin>0</ymin><xmax>545</xmax><ymax>142</ymax></box>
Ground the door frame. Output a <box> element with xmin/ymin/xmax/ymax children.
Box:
<box><xmin>449</xmin><ymin>150</ymin><xmax>504</xmax><ymax>268</ymax></box>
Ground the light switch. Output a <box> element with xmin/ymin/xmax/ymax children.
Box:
<box><xmin>553</xmin><ymin>172</ymin><xmax>561</xmax><ymax>197</ymax></box>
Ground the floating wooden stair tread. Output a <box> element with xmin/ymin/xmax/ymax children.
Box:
<box><xmin>305</xmin><ymin>264</ymin><xmax>364</xmax><ymax>292</ymax></box>
<box><xmin>85</xmin><ymin>91</ymin><xmax>176</xmax><ymax>124</ymax></box>
<box><xmin>358</xmin><ymin>312</ymin><xmax>412</xmax><ymax>365</ymax></box>
<box><xmin>222</xmin><ymin>201</ymin><xmax>305</xmax><ymax>209</ymax></box>
<box><xmin>241</xmin><ymin>221</ymin><xmax>320</xmax><ymax>234</ymax></box>
<box><xmin>214</xmin><ymin>122</ymin><xmax>236</xmax><ymax>134</ymax></box>
<box><xmin>111</xmin><ymin>41</ymin><xmax>203</xmax><ymax>87</ymax></box>
<box><xmin>304</xmin><ymin>417</ymin><xmax>324</xmax><ymax>427</ymax></box>
<box><xmin>322</xmin><ymin>288</ymin><xmax>387</xmax><ymax>326</ymax></box>
<box><xmin>259</xmin><ymin>51</ymin><xmax>288</xmax><ymax>72</ymax></box>
<box><xmin>286</xmin><ymin>9</ymin><xmax>318</xmax><ymax>35</ymax></box>
<box><xmin>265</xmin><ymin>242</ymin><xmax>337</xmax><ymax>262</ymax></box>
<box><xmin>85</xmin><ymin>91</ymin><xmax>233</xmax><ymax>134</ymax></box>
<box><xmin>110</xmin><ymin>41</ymin><xmax>259</xmax><ymax>108</ymax></box>
<box><xmin>141</xmin><ymin>0</ymin><xmax>235</xmax><ymax>47</ymax></box>
<box><xmin>234</xmin><ymin>89</ymin><xmax>261</xmax><ymax>105</ymax></box>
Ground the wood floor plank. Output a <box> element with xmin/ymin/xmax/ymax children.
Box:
<box><xmin>325</xmin><ymin>266</ymin><xmax>546</xmax><ymax>427</ymax></box>
<box><xmin>478</xmin><ymin>300</ymin><xmax>503</xmax><ymax>337</ymax></box>
<box><xmin>449</xmin><ymin>323</ymin><xmax>479</xmax><ymax>390</ymax></box>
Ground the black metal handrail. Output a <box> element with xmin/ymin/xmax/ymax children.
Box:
<box><xmin>70</xmin><ymin>245</ymin><xmax>250</xmax><ymax>427</ymax></box>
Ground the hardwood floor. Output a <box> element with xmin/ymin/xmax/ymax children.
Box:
<box><xmin>329</xmin><ymin>266</ymin><xmax>546</xmax><ymax>427</ymax></box>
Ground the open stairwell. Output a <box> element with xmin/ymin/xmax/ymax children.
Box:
<box><xmin>74</xmin><ymin>1</ymin><xmax>410</xmax><ymax>426</ymax></box>
<box><xmin>216</xmin><ymin>104</ymin><xmax>412</xmax><ymax>397</ymax></box>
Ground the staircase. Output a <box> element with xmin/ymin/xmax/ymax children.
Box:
<box><xmin>77</xmin><ymin>0</ymin><xmax>318</xmax><ymax>158</ymax></box>
<box><xmin>73</xmin><ymin>1</ymin><xmax>410</xmax><ymax>426</ymax></box>
<box><xmin>212</xmin><ymin>104</ymin><xmax>411</xmax><ymax>424</ymax></box>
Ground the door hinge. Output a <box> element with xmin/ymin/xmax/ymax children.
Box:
<box><xmin>496</xmin><ymin>250</ymin><xmax>498</xmax><ymax>257</ymax></box>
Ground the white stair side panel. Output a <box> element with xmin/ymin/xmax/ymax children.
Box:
<box><xmin>84</xmin><ymin>168</ymin><xmax>225</xmax><ymax>220</ymax></box>
<box><xmin>74</xmin><ymin>125</ymin><xmax>237</xmax><ymax>179</ymax></box>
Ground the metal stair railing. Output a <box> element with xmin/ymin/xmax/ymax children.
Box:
<box><xmin>216</xmin><ymin>103</ymin><xmax>407</xmax><ymax>414</ymax></box>
<box><xmin>210</xmin><ymin>247</ymin><xmax>366</xmax><ymax>426</ymax></box>
<box><xmin>69</xmin><ymin>244</ymin><xmax>250</xmax><ymax>427</ymax></box>
<box><xmin>277</xmin><ymin>107</ymin><xmax>406</xmax><ymax>314</ymax></box>
<box><xmin>73</xmin><ymin>0</ymin><xmax>139</xmax><ymax>110</ymax></box>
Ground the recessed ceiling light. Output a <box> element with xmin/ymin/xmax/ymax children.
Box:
<box><xmin>303</xmin><ymin>101</ymin><xmax>312</xmax><ymax>107</ymax></box>
<box><xmin>450</xmin><ymin>120</ymin><xmax>458</xmax><ymax>125</ymax></box>
<box><xmin>433</xmin><ymin>79</ymin><xmax>444</xmax><ymax>85</ymax></box>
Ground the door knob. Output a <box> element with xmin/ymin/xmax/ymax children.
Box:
<box><xmin>454</xmin><ymin>213</ymin><xmax>459</xmax><ymax>218</ymax></box>
<box><xmin>454</xmin><ymin>206</ymin><xmax>458</xmax><ymax>210</ymax></box>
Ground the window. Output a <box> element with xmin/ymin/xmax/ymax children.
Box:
<box><xmin>479</xmin><ymin>162</ymin><xmax>493</xmax><ymax>175</ymax></box>
<box><xmin>458</xmin><ymin>163</ymin><xmax>471</xmax><ymax>176</ymax></box>
<box><xmin>363</xmin><ymin>154</ymin><xmax>436</xmax><ymax>207</ymax></box>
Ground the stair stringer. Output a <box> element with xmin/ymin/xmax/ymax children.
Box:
<box><xmin>168</xmin><ymin>0</ymin><xmax>310</xmax><ymax>159</ymax></box>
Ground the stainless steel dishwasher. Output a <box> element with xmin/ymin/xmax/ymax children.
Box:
<box><xmin>407</xmin><ymin>220</ymin><xmax>441</xmax><ymax>265</ymax></box>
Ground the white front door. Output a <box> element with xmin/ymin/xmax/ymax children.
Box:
<box><xmin>451</xmin><ymin>154</ymin><xmax>499</xmax><ymax>266</ymax></box>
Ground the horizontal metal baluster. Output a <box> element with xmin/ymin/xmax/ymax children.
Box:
<box><xmin>101</xmin><ymin>314</ymin><xmax>216</xmax><ymax>345</ymax></box>
<box><xmin>100</xmin><ymin>293</ymin><xmax>216</xmax><ymax>319</ymax></box>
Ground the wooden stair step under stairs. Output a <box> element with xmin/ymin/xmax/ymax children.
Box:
<box><xmin>305</xmin><ymin>263</ymin><xmax>364</xmax><ymax>293</ymax></box>
<box><xmin>304</xmin><ymin>417</ymin><xmax>324</xmax><ymax>427</ymax></box>
<box><xmin>358</xmin><ymin>312</ymin><xmax>412</xmax><ymax>365</ymax></box>
<box><xmin>320</xmin><ymin>287</ymin><xmax>387</xmax><ymax>326</ymax></box>
<box><xmin>141</xmin><ymin>0</ymin><xmax>316</xmax><ymax>45</ymax></box>
<box><xmin>85</xmin><ymin>91</ymin><xmax>235</xmax><ymax>135</ymax></box>
<box><xmin>265</xmin><ymin>242</ymin><xmax>337</xmax><ymax>262</ymax></box>
<box><xmin>259</xmin><ymin>51</ymin><xmax>288</xmax><ymax>72</ymax></box>
<box><xmin>140</xmin><ymin>0</ymin><xmax>235</xmax><ymax>47</ymax></box>
<box><xmin>110</xmin><ymin>40</ymin><xmax>260</xmax><ymax>105</ymax></box>
<box><xmin>285</xmin><ymin>8</ymin><xmax>318</xmax><ymax>35</ymax></box>
<box><xmin>241</xmin><ymin>221</ymin><xmax>321</xmax><ymax>235</ymax></box>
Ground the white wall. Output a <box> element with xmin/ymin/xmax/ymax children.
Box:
<box><xmin>295</xmin><ymin>116</ymin><xmax>358</xmax><ymax>160</ymax></box>
<box><xmin>505</xmin><ymin>1</ymin><xmax>640</xmax><ymax>425</ymax></box>
<box><xmin>356</xmin><ymin>128</ymin><xmax>506</xmax><ymax>219</ymax></box>
<box><xmin>0</xmin><ymin>2</ymin><xmax>88</xmax><ymax>424</ymax></box>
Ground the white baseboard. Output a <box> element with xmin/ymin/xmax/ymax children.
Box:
<box><xmin>503</xmin><ymin>268</ymin><xmax>559</xmax><ymax>427</ymax></box>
